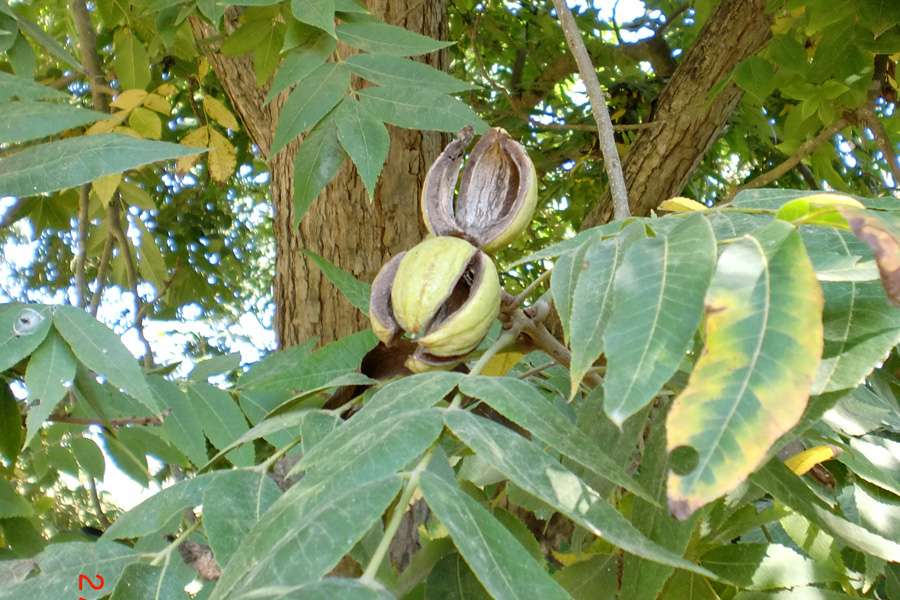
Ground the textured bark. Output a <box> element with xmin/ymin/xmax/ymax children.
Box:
<box><xmin>582</xmin><ymin>0</ymin><xmax>772</xmax><ymax>227</ymax></box>
<box><xmin>193</xmin><ymin>2</ymin><xmax>447</xmax><ymax>348</ymax></box>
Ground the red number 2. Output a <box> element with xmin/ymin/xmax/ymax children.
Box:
<box><xmin>78</xmin><ymin>573</ymin><xmax>105</xmax><ymax>598</ymax></box>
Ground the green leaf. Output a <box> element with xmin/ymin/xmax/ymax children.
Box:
<box><xmin>208</xmin><ymin>477</ymin><xmax>401</xmax><ymax>599</ymax></box>
<box><xmin>751</xmin><ymin>460</ymin><xmax>900</xmax><ymax>562</ymax></box>
<box><xmin>205</xmin><ymin>408</ymin><xmax>307</xmax><ymax>466</ymax></box>
<box><xmin>103</xmin><ymin>432</ymin><xmax>150</xmax><ymax>485</ymax></box>
<box><xmin>0</xmin><ymin>479</ymin><xmax>31</xmax><ymax>518</ymax></box>
<box><xmin>443</xmin><ymin>409</ymin><xmax>716</xmax><ymax>578</ymax></box>
<box><xmin>240</xmin><ymin>578</ymin><xmax>394</xmax><ymax>599</ymax></box>
<box><xmin>6</xmin><ymin>34</ymin><xmax>31</xmax><ymax>76</ymax></box>
<box><xmin>47</xmin><ymin>444</ymin><xmax>79</xmax><ymax>477</ymax></box>
<box><xmin>113</xmin><ymin>28</ymin><xmax>151</xmax><ymax>90</ymax></box>
<box><xmin>568</xmin><ymin>230</ymin><xmax>633</xmax><ymax>395</ymax></box>
<box><xmin>425</xmin><ymin>552</ymin><xmax>491</xmax><ymax>599</ymax></box>
<box><xmin>335</xmin><ymin>0</ymin><xmax>368</xmax><ymax>13</ymax></box>
<box><xmin>110</xmin><ymin>560</ymin><xmax>194</xmax><ymax>600</ymax></box>
<box><xmin>0</xmin><ymin>303</ymin><xmax>51</xmax><ymax>372</ymax></box>
<box><xmin>202</xmin><ymin>469</ymin><xmax>281</xmax><ymax>566</ymax></box>
<box><xmin>271</xmin><ymin>62</ymin><xmax>349</xmax><ymax>155</ymax></box>
<box><xmin>733</xmin><ymin>589</ymin><xmax>856</xmax><ymax>600</ymax></box>
<box><xmin>237</xmin><ymin>329</ymin><xmax>374</xmax><ymax>394</ymax></box>
<box><xmin>701</xmin><ymin>543</ymin><xmax>840</xmax><ymax>590</ymax></box>
<box><xmin>7</xmin><ymin>12</ymin><xmax>81</xmax><ymax>71</ymax></box>
<box><xmin>266</xmin><ymin>33</ymin><xmax>336</xmax><ymax>102</ymax></box>
<box><xmin>104</xmin><ymin>471</ymin><xmax>223</xmax><ymax>539</ymax></box>
<box><xmin>23</xmin><ymin>330</ymin><xmax>76</xmax><ymax>446</ymax></box>
<box><xmin>419</xmin><ymin>471</ymin><xmax>572</xmax><ymax>600</ymax></box>
<box><xmin>0</xmin><ymin>384</ymin><xmax>22</xmax><ymax>465</ymax></box>
<box><xmin>0</xmin><ymin>542</ymin><xmax>136</xmax><ymax>599</ymax></box>
<box><xmin>802</xmin><ymin>227</ymin><xmax>900</xmax><ymax>394</ymax></box>
<box><xmin>734</xmin><ymin>56</ymin><xmax>776</xmax><ymax>101</ymax></box>
<box><xmin>70</xmin><ymin>437</ymin><xmax>105</xmax><ymax>480</ymax></box>
<box><xmin>305</xmin><ymin>248</ymin><xmax>371</xmax><ymax>313</ymax></box>
<box><xmin>189</xmin><ymin>352</ymin><xmax>241</xmax><ymax>382</ymax></box>
<box><xmin>358</xmin><ymin>85</ymin><xmax>487</xmax><ymax>133</ymax></box>
<box><xmin>346</xmin><ymin>53</ymin><xmax>476</xmax><ymax>93</ymax></box>
<box><xmin>336</xmin><ymin>20</ymin><xmax>453</xmax><ymax>56</ymax></box>
<box><xmin>0</xmin><ymin>101</ymin><xmax>106</xmax><ymax>144</ymax></box>
<box><xmin>0</xmin><ymin>71</ymin><xmax>66</xmax><ymax>102</ymax></box>
<box><xmin>148</xmin><ymin>376</ymin><xmax>208</xmax><ymax>468</ymax></box>
<box><xmin>553</xmin><ymin>554</ymin><xmax>618</xmax><ymax>600</ymax></box>
<box><xmin>116</xmin><ymin>426</ymin><xmax>188</xmax><ymax>467</ymax></box>
<box><xmin>604</xmin><ymin>214</ymin><xmax>716</xmax><ymax>424</ymax></box>
<box><xmin>0</xmin><ymin>133</ymin><xmax>202</xmax><ymax>197</ymax></box>
<box><xmin>334</xmin><ymin>97</ymin><xmax>390</xmax><ymax>199</ymax></box>
<box><xmin>291</xmin><ymin>111</ymin><xmax>346</xmax><ymax>225</ymax></box>
<box><xmin>53</xmin><ymin>306</ymin><xmax>158</xmax><ymax>415</ymax></box>
<box><xmin>458</xmin><ymin>377</ymin><xmax>653</xmax><ymax>503</ymax></box>
<box><xmin>253</xmin><ymin>21</ymin><xmax>285</xmax><ymax>86</ymax></box>
<box><xmin>550</xmin><ymin>238</ymin><xmax>588</xmax><ymax>344</ymax></box>
<box><xmin>185</xmin><ymin>382</ymin><xmax>253</xmax><ymax>467</ymax></box>
<box><xmin>661</xmin><ymin>570</ymin><xmax>720</xmax><ymax>600</ymax></box>
<box><xmin>291</xmin><ymin>0</ymin><xmax>335</xmax><ymax>37</ymax></box>
<box><xmin>666</xmin><ymin>223</ymin><xmax>824</xmax><ymax>518</ymax></box>
<box><xmin>842</xmin><ymin>435</ymin><xmax>900</xmax><ymax>497</ymax></box>
<box><xmin>620</xmin><ymin>407</ymin><xmax>698</xmax><ymax>600</ymax></box>
<box><xmin>288</xmin><ymin>372</ymin><xmax>461</xmax><ymax>477</ymax></box>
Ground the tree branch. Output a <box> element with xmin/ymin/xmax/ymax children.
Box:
<box><xmin>735</xmin><ymin>116</ymin><xmax>849</xmax><ymax>195</ymax></box>
<box><xmin>551</xmin><ymin>0</ymin><xmax>630</xmax><ymax>220</ymax></box>
<box><xmin>861</xmin><ymin>106</ymin><xmax>900</xmax><ymax>189</ymax></box>
<box><xmin>48</xmin><ymin>410</ymin><xmax>171</xmax><ymax>427</ymax></box>
<box><xmin>75</xmin><ymin>186</ymin><xmax>90</xmax><ymax>308</ymax></box>
<box><xmin>108</xmin><ymin>202</ymin><xmax>154</xmax><ymax>368</ymax></box>
<box><xmin>89</xmin><ymin>233</ymin><xmax>113</xmax><ymax>316</ymax></box>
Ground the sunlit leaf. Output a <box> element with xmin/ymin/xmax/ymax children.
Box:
<box><xmin>0</xmin><ymin>133</ymin><xmax>202</xmax><ymax>197</ymax></box>
<box><xmin>419</xmin><ymin>471</ymin><xmax>572</xmax><ymax>600</ymax></box>
<box><xmin>604</xmin><ymin>214</ymin><xmax>716</xmax><ymax>424</ymax></box>
<box><xmin>666</xmin><ymin>222</ymin><xmax>823</xmax><ymax>518</ymax></box>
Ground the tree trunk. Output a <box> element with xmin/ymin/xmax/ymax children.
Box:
<box><xmin>582</xmin><ymin>0</ymin><xmax>772</xmax><ymax>227</ymax></box>
<box><xmin>194</xmin><ymin>1</ymin><xmax>447</xmax><ymax>348</ymax></box>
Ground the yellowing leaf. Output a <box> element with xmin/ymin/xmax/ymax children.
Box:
<box><xmin>154</xmin><ymin>83</ymin><xmax>177</xmax><ymax>97</ymax></box>
<box><xmin>112</xmin><ymin>125</ymin><xmax>141</xmax><ymax>138</ymax></box>
<box><xmin>208</xmin><ymin>127</ymin><xmax>236</xmax><ymax>182</ymax></box>
<box><xmin>666</xmin><ymin>222</ymin><xmax>824</xmax><ymax>519</ymax></box>
<box><xmin>784</xmin><ymin>445</ymin><xmax>840</xmax><ymax>475</ymax></box>
<box><xmin>128</xmin><ymin>106</ymin><xmax>162</xmax><ymax>139</ymax></box>
<box><xmin>85</xmin><ymin>110</ymin><xmax>129</xmax><ymax>135</ymax></box>
<box><xmin>479</xmin><ymin>351</ymin><xmax>525</xmax><ymax>377</ymax></box>
<box><xmin>203</xmin><ymin>95</ymin><xmax>240</xmax><ymax>131</ymax></box>
<box><xmin>119</xmin><ymin>181</ymin><xmax>155</xmax><ymax>210</ymax></box>
<box><xmin>776</xmin><ymin>193</ymin><xmax>864</xmax><ymax>229</ymax></box>
<box><xmin>142</xmin><ymin>93</ymin><xmax>171</xmax><ymax>115</ymax></box>
<box><xmin>659</xmin><ymin>197</ymin><xmax>708</xmax><ymax>212</ymax></box>
<box><xmin>110</xmin><ymin>89</ymin><xmax>148</xmax><ymax>111</ymax></box>
<box><xmin>198</xmin><ymin>56</ymin><xmax>210</xmax><ymax>81</ymax></box>
<box><xmin>551</xmin><ymin>550</ymin><xmax>599</xmax><ymax>567</ymax></box>
<box><xmin>840</xmin><ymin>208</ymin><xmax>900</xmax><ymax>306</ymax></box>
<box><xmin>92</xmin><ymin>173</ymin><xmax>121</xmax><ymax>207</ymax></box>
<box><xmin>177</xmin><ymin>126</ymin><xmax>210</xmax><ymax>173</ymax></box>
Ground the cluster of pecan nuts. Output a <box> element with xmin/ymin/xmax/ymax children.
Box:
<box><xmin>369</xmin><ymin>127</ymin><xmax>537</xmax><ymax>372</ymax></box>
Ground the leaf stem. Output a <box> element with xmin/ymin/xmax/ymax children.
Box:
<box><xmin>361</xmin><ymin>449</ymin><xmax>434</xmax><ymax>583</ymax></box>
<box><xmin>151</xmin><ymin>518</ymin><xmax>202</xmax><ymax>567</ymax></box>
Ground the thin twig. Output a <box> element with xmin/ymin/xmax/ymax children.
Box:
<box><xmin>0</xmin><ymin>198</ymin><xmax>29</xmax><ymax>230</ymax></box>
<box><xmin>517</xmin><ymin>361</ymin><xmax>556</xmax><ymax>380</ymax></box>
<box><xmin>87</xmin><ymin>477</ymin><xmax>111</xmax><ymax>528</ymax></box>
<box><xmin>89</xmin><ymin>231</ymin><xmax>113</xmax><ymax>316</ymax></box>
<box><xmin>108</xmin><ymin>202</ymin><xmax>154</xmax><ymax>368</ymax></box>
<box><xmin>361</xmin><ymin>450</ymin><xmax>434</xmax><ymax>583</ymax></box>
<box><xmin>70</xmin><ymin>0</ymin><xmax>108</xmax><ymax>113</ymax></box>
<box><xmin>736</xmin><ymin>116</ymin><xmax>849</xmax><ymax>195</ymax></box>
<box><xmin>75</xmin><ymin>185</ymin><xmax>90</xmax><ymax>308</ymax></box>
<box><xmin>552</xmin><ymin>0</ymin><xmax>630</xmax><ymax>220</ymax></box>
<box><xmin>534</xmin><ymin>121</ymin><xmax>658</xmax><ymax>133</ymax></box>
<box><xmin>508</xmin><ymin>268</ymin><xmax>552</xmax><ymax>309</ymax></box>
<box><xmin>48</xmin><ymin>409</ymin><xmax>171</xmax><ymax>427</ymax></box>
<box><xmin>861</xmin><ymin>106</ymin><xmax>900</xmax><ymax>189</ymax></box>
